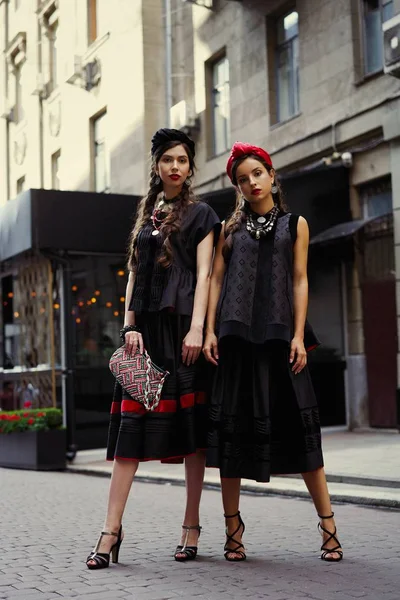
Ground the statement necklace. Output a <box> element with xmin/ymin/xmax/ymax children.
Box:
<box><xmin>246</xmin><ymin>204</ymin><xmax>279</xmax><ymax>240</ymax></box>
<box><xmin>151</xmin><ymin>194</ymin><xmax>177</xmax><ymax>236</ymax></box>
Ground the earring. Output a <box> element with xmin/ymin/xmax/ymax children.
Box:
<box><xmin>271</xmin><ymin>182</ymin><xmax>278</xmax><ymax>194</ymax></box>
<box><xmin>184</xmin><ymin>177</ymin><xmax>191</xmax><ymax>187</ymax></box>
<box><xmin>155</xmin><ymin>176</ymin><xmax>161</xmax><ymax>185</ymax></box>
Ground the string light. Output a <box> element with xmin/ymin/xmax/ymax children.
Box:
<box><xmin>106</xmin><ymin>302</ymin><xmax>112</xmax><ymax>308</ymax></box>
<box><xmin>94</xmin><ymin>290</ymin><xmax>101</xmax><ymax>296</ymax></box>
<box><xmin>31</xmin><ymin>291</ymin><xmax>37</xmax><ymax>298</ymax></box>
<box><xmin>119</xmin><ymin>296</ymin><xmax>125</xmax><ymax>303</ymax></box>
<box><xmin>78</xmin><ymin>301</ymin><xmax>84</xmax><ymax>307</ymax></box>
<box><xmin>3</xmin><ymin>301</ymin><xmax>7</xmax><ymax>306</ymax></box>
<box><xmin>87</xmin><ymin>300</ymin><xmax>92</xmax><ymax>306</ymax></box>
<box><xmin>113</xmin><ymin>311</ymin><xmax>119</xmax><ymax>317</ymax></box>
<box><xmin>7</xmin><ymin>292</ymin><xmax>13</xmax><ymax>298</ymax></box>
<box><xmin>117</xmin><ymin>270</ymin><xmax>125</xmax><ymax>277</ymax></box>
<box><xmin>54</xmin><ymin>303</ymin><xmax>60</xmax><ymax>310</ymax></box>
<box><xmin>72</xmin><ymin>285</ymin><xmax>78</xmax><ymax>292</ymax></box>
<box><xmin>76</xmin><ymin>317</ymin><xmax>81</xmax><ymax>324</ymax></box>
<box><xmin>91</xmin><ymin>297</ymin><xmax>97</xmax><ymax>304</ymax></box>
<box><xmin>14</xmin><ymin>311</ymin><xmax>19</xmax><ymax>318</ymax></box>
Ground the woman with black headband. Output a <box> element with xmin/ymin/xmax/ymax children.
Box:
<box><xmin>86</xmin><ymin>129</ymin><xmax>221</xmax><ymax>569</ymax></box>
<box><xmin>204</xmin><ymin>142</ymin><xmax>343</xmax><ymax>563</ymax></box>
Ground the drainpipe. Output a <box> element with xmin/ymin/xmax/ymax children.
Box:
<box><xmin>37</xmin><ymin>20</ymin><xmax>44</xmax><ymax>188</ymax></box>
<box><xmin>3</xmin><ymin>0</ymin><xmax>10</xmax><ymax>200</ymax></box>
<box><xmin>164</xmin><ymin>0</ymin><xmax>172</xmax><ymax>127</ymax></box>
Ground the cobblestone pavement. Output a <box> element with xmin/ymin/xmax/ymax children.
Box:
<box><xmin>0</xmin><ymin>468</ymin><xmax>399</xmax><ymax>600</ymax></box>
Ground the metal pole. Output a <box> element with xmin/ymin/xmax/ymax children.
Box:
<box><xmin>341</xmin><ymin>261</ymin><xmax>350</xmax><ymax>429</ymax></box>
<box><xmin>60</xmin><ymin>259</ymin><xmax>78</xmax><ymax>460</ymax></box>
<box><xmin>164</xmin><ymin>0</ymin><xmax>172</xmax><ymax>127</ymax></box>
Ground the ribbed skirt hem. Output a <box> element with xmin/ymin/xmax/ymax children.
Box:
<box><xmin>206</xmin><ymin>338</ymin><xmax>324</xmax><ymax>482</ymax></box>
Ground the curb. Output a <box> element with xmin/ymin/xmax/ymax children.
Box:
<box><xmin>67</xmin><ymin>466</ymin><xmax>400</xmax><ymax>510</ymax></box>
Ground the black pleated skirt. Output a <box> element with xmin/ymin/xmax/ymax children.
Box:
<box><xmin>107</xmin><ymin>311</ymin><xmax>210</xmax><ymax>462</ymax></box>
<box><xmin>206</xmin><ymin>337</ymin><xmax>324</xmax><ymax>482</ymax></box>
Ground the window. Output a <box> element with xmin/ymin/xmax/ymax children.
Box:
<box><xmin>14</xmin><ymin>65</ymin><xmax>23</xmax><ymax>124</ymax></box>
<box><xmin>48</xmin><ymin>20</ymin><xmax>59</xmax><ymax>92</ymax></box>
<box><xmin>361</xmin><ymin>177</ymin><xmax>392</xmax><ymax>218</ymax></box>
<box><xmin>16</xmin><ymin>176</ymin><xmax>25</xmax><ymax>194</ymax></box>
<box><xmin>211</xmin><ymin>56</ymin><xmax>230</xmax><ymax>156</ymax></box>
<box><xmin>92</xmin><ymin>112</ymin><xmax>109</xmax><ymax>193</ymax></box>
<box><xmin>88</xmin><ymin>0</ymin><xmax>97</xmax><ymax>44</ymax></box>
<box><xmin>276</xmin><ymin>10</ymin><xmax>299</xmax><ymax>122</ymax></box>
<box><xmin>52</xmin><ymin>150</ymin><xmax>61</xmax><ymax>190</ymax></box>
<box><xmin>88</xmin><ymin>0</ymin><xmax>107</xmax><ymax>44</ymax></box>
<box><xmin>363</xmin><ymin>0</ymin><xmax>394</xmax><ymax>75</ymax></box>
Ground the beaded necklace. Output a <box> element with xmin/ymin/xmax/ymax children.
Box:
<box><xmin>246</xmin><ymin>204</ymin><xmax>279</xmax><ymax>240</ymax></box>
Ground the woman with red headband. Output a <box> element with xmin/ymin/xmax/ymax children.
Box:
<box><xmin>203</xmin><ymin>142</ymin><xmax>343</xmax><ymax>563</ymax></box>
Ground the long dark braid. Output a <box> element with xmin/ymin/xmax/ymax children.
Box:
<box><xmin>128</xmin><ymin>141</ymin><xmax>196</xmax><ymax>271</ymax></box>
<box><xmin>222</xmin><ymin>154</ymin><xmax>287</xmax><ymax>261</ymax></box>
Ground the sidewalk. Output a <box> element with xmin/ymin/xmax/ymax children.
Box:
<box><xmin>68</xmin><ymin>429</ymin><xmax>400</xmax><ymax>509</ymax></box>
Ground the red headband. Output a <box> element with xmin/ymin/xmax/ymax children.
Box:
<box><xmin>226</xmin><ymin>142</ymin><xmax>273</xmax><ymax>182</ymax></box>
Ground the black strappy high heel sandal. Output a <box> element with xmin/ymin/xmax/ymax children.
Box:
<box><xmin>86</xmin><ymin>525</ymin><xmax>123</xmax><ymax>570</ymax></box>
<box><xmin>318</xmin><ymin>512</ymin><xmax>343</xmax><ymax>562</ymax></box>
<box><xmin>174</xmin><ymin>525</ymin><xmax>202</xmax><ymax>561</ymax></box>
<box><xmin>224</xmin><ymin>511</ymin><xmax>246</xmax><ymax>562</ymax></box>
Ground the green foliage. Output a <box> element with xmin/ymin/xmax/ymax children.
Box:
<box><xmin>0</xmin><ymin>408</ymin><xmax>63</xmax><ymax>434</ymax></box>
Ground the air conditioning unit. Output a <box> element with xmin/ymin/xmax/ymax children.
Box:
<box><xmin>65</xmin><ymin>54</ymin><xmax>83</xmax><ymax>85</ymax></box>
<box><xmin>383</xmin><ymin>13</ymin><xmax>400</xmax><ymax>79</ymax></box>
<box><xmin>84</xmin><ymin>58</ymin><xmax>101</xmax><ymax>91</ymax></box>
<box><xmin>33</xmin><ymin>73</ymin><xmax>52</xmax><ymax>99</ymax></box>
<box><xmin>170</xmin><ymin>100</ymin><xmax>200</xmax><ymax>135</ymax></box>
<box><xmin>0</xmin><ymin>102</ymin><xmax>16</xmax><ymax>123</ymax></box>
<box><xmin>182</xmin><ymin>0</ymin><xmax>213</xmax><ymax>9</ymax></box>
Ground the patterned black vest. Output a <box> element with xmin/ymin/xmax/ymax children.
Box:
<box><xmin>218</xmin><ymin>212</ymin><xmax>298</xmax><ymax>344</ymax></box>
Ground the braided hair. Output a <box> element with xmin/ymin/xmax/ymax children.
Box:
<box><xmin>127</xmin><ymin>141</ymin><xmax>197</xmax><ymax>271</ymax></box>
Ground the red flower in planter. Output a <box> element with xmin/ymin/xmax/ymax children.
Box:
<box><xmin>36</xmin><ymin>412</ymin><xmax>46</xmax><ymax>417</ymax></box>
<box><xmin>23</xmin><ymin>412</ymin><xmax>30</xmax><ymax>417</ymax></box>
<box><xmin>28</xmin><ymin>418</ymin><xmax>35</xmax><ymax>425</ymax></box>
<box><xmin>24</xmin><ymin>401</ymin><xmax>32</xmax><ymax>408</ymax></box>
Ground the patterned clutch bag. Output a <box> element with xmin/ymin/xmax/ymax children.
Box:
<box><xmin>109</xmin><ymin>345</ymin><xmax>169</xmax><ymax>411</ymax></box>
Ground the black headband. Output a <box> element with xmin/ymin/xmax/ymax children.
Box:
<box><xmin>151</xmin><ymin>128</ymin><xmax>195</xmax><ymax>158</ymax></box>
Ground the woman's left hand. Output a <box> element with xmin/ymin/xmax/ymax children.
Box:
<box><xmin>290</xmin><ymin>337</ymin><xmax>307</xmax><ymax>375</ymax></box>
<box><xmin>182</xmin><ymin>326</ymin><xmax>203</xmax><ymax>366</ymax></box>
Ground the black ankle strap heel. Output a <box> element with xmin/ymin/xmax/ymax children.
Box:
<box><xmin>86</xmin><ymin>525</ymin><xmax>123</xmax><ymax>570</ymax></box>
<box><xmin>318</xmin><ymin>512</ymin><xmax>343</xmax><ymax>562</ymax></box>
<box><xmin>174</xmin><ymin>525</ymin><xmax>202</xmax><ymax>562</ymax></box>
<box><xmin>224</xmin><ymin>511</ymin><xmax>246</xmax><ymax>562</ymax></box>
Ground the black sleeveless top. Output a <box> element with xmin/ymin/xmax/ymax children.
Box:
<box><xmin>217</xmin><ymin>211</ymin><xmax>319</xmax><ymax>350</ymax></box>
<box><xmin>129</xmin><ymin>202</ymin><xmax>221</xmax><ymax>316</ymax></box>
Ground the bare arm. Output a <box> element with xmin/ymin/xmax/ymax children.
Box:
<box><xmin>203</xmin><ymin>224</ymin><xmax>227</xmax><ymax>365</ymax></box>
<box><xmin>124</xmin><ymin>269</ymin><xmax>144</xmax><ymax>354</ymax></box>
<box><xmin>182</xmin><ymin>229</ymin><xmax>215</xmax><ymax>366</ymax></box>
<box><xmin>124</xmin><ymin>271</ymin><xmax>136</xmax><ymax>327</ymax></box>
<box><xmin>290</xmin><ymin>216</ymin><xmax>309</xmax><ymax>374</ymax></box>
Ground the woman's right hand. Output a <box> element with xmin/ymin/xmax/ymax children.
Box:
<box><xmin>124</xmin><ymin>330</ymin><xmax>144</xmax><ymax>355</ymax></box>
<box><xmin>203</xmin><ymin>331</ymin><xmax>219</xmax><ymax>366</ymax></box>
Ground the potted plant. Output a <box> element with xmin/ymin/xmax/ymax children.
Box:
<box><xmin>0</xmin><ymin>402</ymin><xmax>66</xmax><ymax>470</ymax></box>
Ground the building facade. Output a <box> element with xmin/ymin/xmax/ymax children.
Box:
<box><xmin>1</xmin><ymin>0</ymin><xmax>400</xmax><ymax>440</ymax></box>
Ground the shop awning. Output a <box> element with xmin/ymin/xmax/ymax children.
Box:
<box><xmin>0</xmin><ymin>189</ymin><xmax>141</xmax><ymax>262</ymax></box>
<box><xmin>309</xmin><ymin>213</ymin><xmax>390</xmax><ymax>246</ymax></box>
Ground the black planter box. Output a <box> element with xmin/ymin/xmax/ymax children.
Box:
<box><xmin>0</xmin><ymin>429</ymin><xmax>66</xmax><ymax>470</ymax></box>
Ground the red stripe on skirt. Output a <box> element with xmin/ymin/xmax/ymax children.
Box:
<box><xmin>111</xmin><ymin>392</ymin><xmax>207</xmax><ymax>415</ymax></box>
